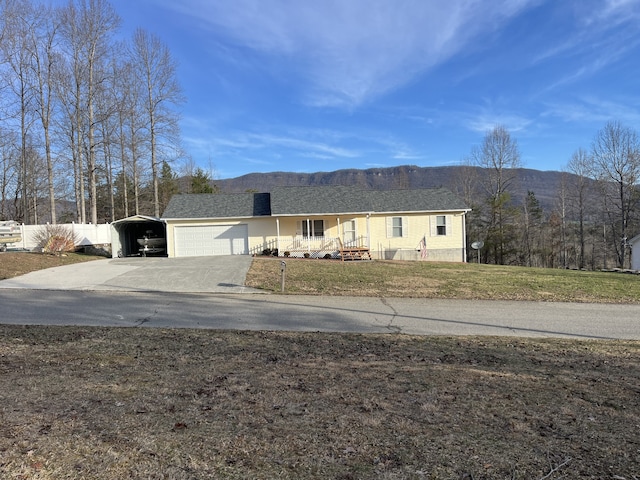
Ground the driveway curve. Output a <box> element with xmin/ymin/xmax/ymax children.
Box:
<box><xmin>0</xmin><ymin>255</ymin><xmax>263</xmax><ymax>294</ymax></box>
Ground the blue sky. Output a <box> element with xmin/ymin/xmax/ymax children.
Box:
<box><xmin>108</xmin><ymin>0</ymin><xmax>639</xmax><ymax>179</ymax></box>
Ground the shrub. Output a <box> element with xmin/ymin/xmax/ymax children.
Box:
<box><xmin>283</xmin><ymin>251</ymin><xmax>290</xmax><ymax>257</ymax></box>
<box><xmin>272</xmin><ymin>249</ymin><xmax>278</xmax><ymax>257</ymax></box>
<box><xmin>262</xmin><ymin>248</ymin><xmax>272</xmax><ymax>256</ymax></box>
<box><xmin>33</xmin><ymin>224</ymin><xmax>81</xmax><ymax>254</ymax></box>
<box><xmin>323</xmin><ymin>253</ymin><xmax>332</xmax><ymax>259</ymax></box>
<box><xmin>303</xmin><ymin>252</ymin><xmax>310</xmax><ymax>258</ymax></box>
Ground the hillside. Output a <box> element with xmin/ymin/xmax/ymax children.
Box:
<box><xmin>214</xmin><ymin>165</ymin><xmax>572</xmax><ymax>213</ymax></box>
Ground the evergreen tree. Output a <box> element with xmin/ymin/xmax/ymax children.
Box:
<box><xmin>158</xmin><ymin>160</ymin><xmax>179</xmax><ymax>212</ymax></box>
<box><xmin>191</xmin><ymin>167</ymin><xmax>215</xmax><ymax>194</ymax></box>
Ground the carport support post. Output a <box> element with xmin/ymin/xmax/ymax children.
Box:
<box><xmin>280</xmin><ymin>260</ymin><xmax>286</xmax><ymax>293</ymax></box>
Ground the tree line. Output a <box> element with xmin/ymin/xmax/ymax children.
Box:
<box><xmin>2</xmin><ymin>1</ymin><xmax>639</xmax><ymax>270</ymax></box>
<box><xmin>458</xmin><ymin>122</ymin><xmax>640</xmax><ymax>270</ymax></box>
<box><xmin>0</xmin><ymin>0</ymin><xmax>214</xmax><ymax>225</ymax></box>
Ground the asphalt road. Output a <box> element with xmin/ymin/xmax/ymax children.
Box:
<box><xmin>1</xmin><ymin>289</ymin><xmax>638</xmax><ymax>339</ymax></box>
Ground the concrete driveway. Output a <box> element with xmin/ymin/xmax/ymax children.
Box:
<box><xmin>0</xmin><ymin>255</ymin><xmax>264</xmax><ymax>294</ymax></box>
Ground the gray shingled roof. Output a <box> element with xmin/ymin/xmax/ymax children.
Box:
<box><xmin>162</xmin><ymin>187</ymin><xmax>468</xmax><ymax>219</ymax></box>
<box><xmin>270</xmin><ymin>186</ymin><xmax>469</xmax><ymax>215</ymax></box>
<box><xmin>162</xmin><ymin>193</ymin><xmax>271</xmax><ymax>219</ymax></box>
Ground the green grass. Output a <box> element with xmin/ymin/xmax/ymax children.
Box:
<box><xmin>247</xmin><ymin>257</ymin><xmax>640</xmax><ymax>303</ymax></box>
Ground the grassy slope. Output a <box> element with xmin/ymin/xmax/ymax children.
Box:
<box><xmin>247</xmin><ymin>257</ymin><xmax>640</xmax><ymax>303</ymax></box>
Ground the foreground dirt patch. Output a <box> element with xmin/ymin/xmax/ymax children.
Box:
<box><xmin>1</xmin><ymin>326</ymin><xmax>638</xmax><ymax>479</ymax></box>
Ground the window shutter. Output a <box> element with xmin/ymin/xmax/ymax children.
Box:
<box><xmin>402</xmin><ymin>216</ymin><xmax>409</xmax><ymax>237</ymax></box>
<box><xmin>430</xmin><ymin>216</ymin><xmax>437</xmax><ymax>237</ymax></box>
<box><xmin>386</xmin><ymin>217</ymin><xmax>392</xmax><ymax>238</ymax></box>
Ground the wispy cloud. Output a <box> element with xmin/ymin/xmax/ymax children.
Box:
<box><xmin>462</xmin><ymin>106</ymin><xmax>534</xmax><ymax>134</ymax></box>
<box><xmin>531</xmin><ymin>0</ymin><xmax>640</xmax><ymax>92</ymax></box>
<box><xmin>582</xmin><ymin>0</ymin><xmax>640</xmax><ymax>26</ymax></box>
<box><xmin>159</xmin><ymin>0</ymin><xmax>538</xmax><ymax>108</ymax></box>
<box><xmin>542</xmin><ymin>95</ymin><xmax>640</xmax><ymax>125</ymax></box>
<box><xmin>204</xmin><ymin>131</ymin><xmax>361</xmax><ymax>160</ymax></box>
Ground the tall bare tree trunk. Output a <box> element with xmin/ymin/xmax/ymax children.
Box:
<box><xmin>131</xmin><ymin>28</ymin><xmax>183</xmax><ymax>217</ymax></box>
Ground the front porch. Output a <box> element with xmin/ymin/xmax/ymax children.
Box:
<box><xmin>251</xmin><ymin>235</ymin><xmax>371</xmax><ymax>260</ymax></box>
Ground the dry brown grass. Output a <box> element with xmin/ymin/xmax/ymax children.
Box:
<box><xmin>246</xmin><ymin>257</ymin><xmax>640</xmax><ymax>303</ymax></box>
<box><xmin>0</xmin><ymin>252</ymin><xmax>101</xmax><ymax>280</ymax></box>
<box><xmin>1</xmin><ymin>326</ymin><xmax>639</xmax><ymax>479</ymax></box>
<box><xmin>2</xmin><ymin>254</ymin><xmax>640</xmax><ymax>478</ymax></box>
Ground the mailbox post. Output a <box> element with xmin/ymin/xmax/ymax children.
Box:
<box><xmin>280</xmin><ymin>260</ymin><xmax>286</xmax><ymax>292</ymax></box>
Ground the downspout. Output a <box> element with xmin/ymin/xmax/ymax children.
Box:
<box><xmin>462</xmin><ymin>212</ymin><xmax>467</xmax><ymax>263</ymax></box>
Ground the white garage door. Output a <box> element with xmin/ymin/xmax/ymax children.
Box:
<box><xmin>174</xmin><ymin>225</ymin><xmax>248</xmax><ymax>257</ymax></box>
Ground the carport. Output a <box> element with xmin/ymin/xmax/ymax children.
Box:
<box><xmin>111</xmin><ymin>215</ymin><xmax>167</xmax><ymax>258</ymax></box>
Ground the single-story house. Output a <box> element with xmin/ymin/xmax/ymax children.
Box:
<box><xmin>630</xmin><ymin>233</ymin><xmax>640</xmax><ymax>271</ymax></box>
<box><xmin>160</xmin><ymin>186</ymin><xmax>470</xmax><ymax>262</ymax></box>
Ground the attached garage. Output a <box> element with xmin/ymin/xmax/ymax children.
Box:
<box><xmin>174</xmin><ymin>224</ymin><xmax>248</xmax><ymax>257</ymax></box>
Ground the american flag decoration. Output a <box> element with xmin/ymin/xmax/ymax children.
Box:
<box><xmin>419</xmin><ymin>236</ymin><xmax>427</xmax><ymax>259</ymax></box>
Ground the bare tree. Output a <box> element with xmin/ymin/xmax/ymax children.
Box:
<box><xmin>453</xmin><ymin>159</ymin><xmax>483</xmax><ymax>261</ymax></box>
<box><xmin>112</xmin><ymin>54</ymin><xmax>133</xmax><ymax>217</ymax></box>
<box><xmin>53</xmin><ymin>50</ymin><xmax>86</xmax><ymax>223</ymax></box>
<box><xmin>25</xmin><ymin>2</ymin><xmax>60</xmax><ymax>223</ymax></box>
<box><xmin>469</xmin><ymin>125</ymin><xmax>522</xmax><ymax>264</ymax></box>
<box><xmin>1</xmin><ymin>0</ymin><xmax>185</xmax><ymax>225</ymax></box>
<box><xmin>520</xmin><ymin>190</ymin><xmax>543</xmax><ymax>267</ymax></box>
<box><xmin>130</xmin><ymin>28</ymin><xmax>183</xmax><ymax>217</ymax></box>
<box><xmin>565</xmin><ymin>148</ymin><xmax>593</xmax><ymax>269</ymax></box>
<box><xmin>1</xmin><ymin>0</ymin><xmax>38</xmax><ymax>223</ymax></box>
<box><xmin>591</xmin><ymin>121</ymin><xmax>640</xmax><ymax>268</ymax></box>
<box><xmin>59</xmin><ymin>0</ymin><xmax>120</xmax><ymax>224</ymax></box>
<box><xmin>0</xmin><ymin>127</ymin><xmax>20</xmax><ymax>219</ymax></box>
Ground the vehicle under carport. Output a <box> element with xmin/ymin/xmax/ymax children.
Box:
<box><xmin>111</xmin><ymin>215</ymin><xmax>167</xmax><ymax>258</ymax></box>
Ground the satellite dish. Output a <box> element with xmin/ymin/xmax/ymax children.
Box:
<box><xmin>471</xmin><ymin>241</ymin><xmax>484</xmax><ymax>250</ymax></box>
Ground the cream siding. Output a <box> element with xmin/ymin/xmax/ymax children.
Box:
<box><xmin>368</xmin><ymin>212</ymin><xmax>466</xmax><ymax>261</ymax></box>
<box><xmin>631</xmin><ymin>234</ymin><xmax>640</xmax><ymax>271</ymax></box>
<box><xmin>276</xmin><ymin>216</ymin><xmax>369</xmax><ymax>241</ymax></box>
<box><xmin>165</xmin><ymin>212</ymin><xmax>466</xmax><ymax>261</ymax></box>
<box><xmin>165</xmin><ymin>217</ymin><xmax>277</xmax><ymax>258</ymax></box>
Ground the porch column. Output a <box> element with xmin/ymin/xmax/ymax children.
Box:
<box><xmin>337</xmin><ymin>217</ymin><xmax>340</xmax><ymax>245</ymax></box>
<box><xmin>366</xmin><ymin>214</ymin><xmax>371</xmax><ymax>247</ymax></box>
<box><xmin>276</xmin><ymin>217</ymin><xmax>280</xmax><ymax>256</ymax></box>
<box><xmin>306</xmin><ymin>218</ymin><xmax>311</xmax><ymax>252</ymax></box>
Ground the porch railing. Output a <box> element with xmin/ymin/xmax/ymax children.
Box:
<box><xmin>281</xmin><ymin>235</ymin><xmax>368</xmax><ymax>258</ymax></box>
<box><xmin>251</xmin><ymin>235</ymin><xmax>369</xmax><ymax>258</ymax></box>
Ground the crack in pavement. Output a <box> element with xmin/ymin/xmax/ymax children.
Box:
<box><xmin>379</xmin><ymin>297</ymin><xmax>402</xmax><ymax>333</ymax></box>
<box><xmin>135</xmin><ymin>308</ymin><xmax>159</xmax><ymax>327</ymax></box>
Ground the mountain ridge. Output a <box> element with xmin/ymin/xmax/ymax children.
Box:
<box><xmin>214</xmin><ymin>165</ymin><xmax>570</xmax><ymax>212</ymax></box>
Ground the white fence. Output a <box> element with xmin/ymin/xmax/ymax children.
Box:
<box><xmin>9</xmin><ymin>223</ymin><xmax>112</xmax><ymax>250</ymax></box>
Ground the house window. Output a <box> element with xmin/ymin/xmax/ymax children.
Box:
<box><xmin>343</xmin><ymin>219</ymin><xmax>356</xmax><ymax>244</ymax></box>
<box><xmin>436</xmin><ymin>215</ymin><xmax>447</xmax><ymax>236</ymax></box>
<box><xmin>392</xmin><ymin>217</ymin><xmax>403</xmax><ymax>237</ymax></box>
<box><xmin>386</xmin><ymin>216</ymin><xmax>408</xmax><ymax>238</ymax></box>
<box><xmin>301</xmin><ymin>219</ymin><xmax>324</xmax><ymax>237</ymax></box>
